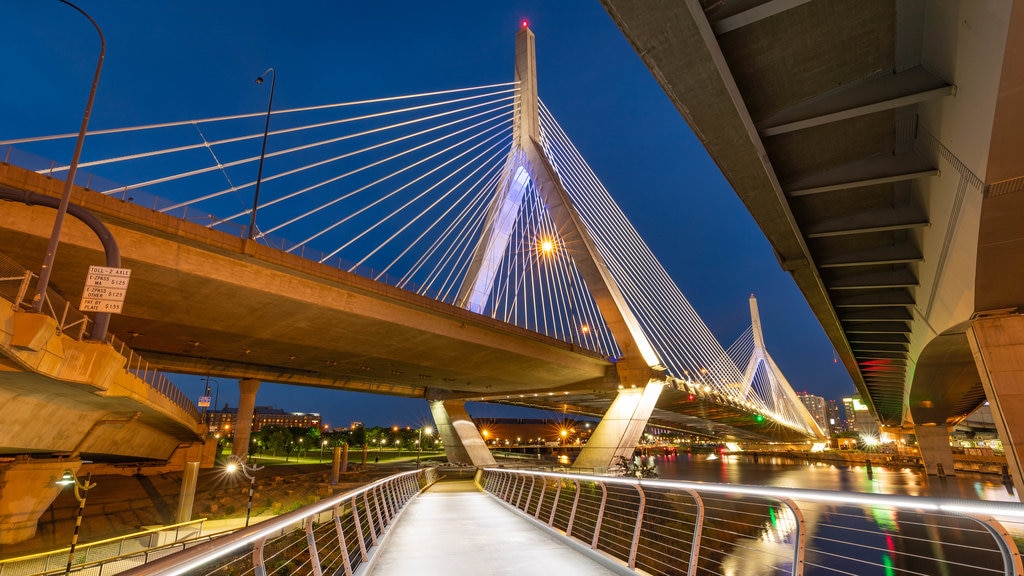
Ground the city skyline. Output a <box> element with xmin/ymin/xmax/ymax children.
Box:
<box><xmin>2</xmin><ymin>1</ymin><xmax>853</xmax><ymax>428</ymax></box>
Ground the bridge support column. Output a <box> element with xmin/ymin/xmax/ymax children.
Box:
<box><xmin>573</xmin><ymin>382</ymin><xmax>664</xmax><ymax>471</ymax></box>
<box><xmin>915</xmin><ymin>425</ymin><xmax>954</xmax><ymax>477</ymax></box>
<box><xmin>429</xmin><ymin>400</ymin><xmax>496</xmax><ymax>467</ymax></box>
<box><xmin>0</xmin><ymin>457</ymin><xmax>82</xmax><ymax>544</ymax></box>
<box><xmin>233</xmin><ymin>378</ymin><xmax>260</xmax><ymax>460</ymax></box>
<box><xmin>968</xmin><ymin>314</ymin><xmax>1024</xmax><ymax>492</ymax></box>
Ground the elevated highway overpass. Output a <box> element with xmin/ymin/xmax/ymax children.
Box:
<box><xmin>0</xmin><ymin>162</ymin><xmax>812</xmax><ymax>444</ymax></box>
<box><xmin>601</xmin><ymin>0</ymin><xmax>1024</xmax><ymax>478</ymax></box>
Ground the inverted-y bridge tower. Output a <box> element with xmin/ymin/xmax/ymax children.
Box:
<box><xmin>431</xmin><ymin>24</ymin><xmax>668</xmax><ymax>469</ymax></box>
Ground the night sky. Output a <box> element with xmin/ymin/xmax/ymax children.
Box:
<box><xmin>2</xmin><ymin>1</ymin><xmax>852</xmax><ymax>428</ymax></box>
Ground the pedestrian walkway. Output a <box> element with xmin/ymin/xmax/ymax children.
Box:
<box><xmin>366</xmin><ymin>479</ymin><xmax>629</xmax><ymax>576</ymax></box>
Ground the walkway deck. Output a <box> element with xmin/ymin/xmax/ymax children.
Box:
<box><xmin>366</xmin><ymin>479</ymin><xmax>627</xmax><ymax>576</ymax></box>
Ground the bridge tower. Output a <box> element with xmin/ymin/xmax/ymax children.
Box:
<box><xmin>434</xmin><ymin>24</ymin><xmax>667</xmax><ymax>469</ymax></box>
<box><xmin>740</xmin><ymin>295</ymin><xmax>827</xmax><ymax>439</ymax></box>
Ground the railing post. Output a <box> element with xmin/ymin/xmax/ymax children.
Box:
<box><xmin>524</xmin><ymin>475</ymin><xmax>540</xmax><ymax>510</ymax></box>
<box><xmin>252</xmin><ymin>536</ymin><xmax>268</xmax><ymax>576</ymax></box>
<box><xmin>363</xmin><ymin>491</ymin><xmax>379</xmax><ymax>547</ymax></box>
<box><xmin>351</xmin><ymin>495</ymin><xmax>369</xmax><ymax>561</ymax></box>
<box><xmin>628</xmin><ymin>484</ymin><xmax>646</xmax><ymax>570</ymax></box>
<box><xmin>778</xmin><ymin>497</ymin><xmax>805</xmax><ymax>576</ymax></box>
<box><xmin>372</xmin><ymin>488</ymin><xmax>387</xmax><ymax>535</ymax></box>
<box><xmin>683</xmin><ymin>488</ymin><xmax>704</xmax><ymax>576</ymax></box>
<box><xmin>304</xmin><ymin>516</ymin><xmax>323</xmax><ymax>576</ymax></box>
<box><xmin>333</xmin><ymin>504</ymin><xmax>354</xmax><ymax>576</ymax></box>
<box><xmin>591</xmin><ymin>481</ymin><xmax>608</xmax><ymax>550</ymax></box>
<box><xmin>534</xmin><ymin>477</ymin><xmax>547</xmax><ymax>519</ymax></box>
<box><xmin>516</xmin><ymin>475</ymin><xmax>531</xmax><ymax>510</ymax></box>
<box><xmin>548</xmin><ymin>478</ymin><xmax>562</xmax><ymax>527</ymax></box>
<box><xmin>967</xmin><ymin>514</ymin><xmax>1024</xmax><ymax>576</ymax></box>
<box><xmin>566</xmin><ymin>479</ymin><xmax>581</xmax><ymax>538</ymax></box>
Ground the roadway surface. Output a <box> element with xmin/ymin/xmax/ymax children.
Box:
<box><xmin>366</xmin><ymin>479</ymin><xmax>629</xmax><ymax>576</ymax></box>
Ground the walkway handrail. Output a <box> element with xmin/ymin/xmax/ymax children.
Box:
<box><xmin>481</xmin><ymin>468</ymin><xmax>1024</xmax><ymax>576</ymax></box>
<box><xmin>0</xmin><ymin>519</ymin><xmax>207</xmax><ymax>576</ymax></box>
<box><xmin>117</xmin><ymin>468</ymin><xmax>436</xmax><ymax>576</ymax></box>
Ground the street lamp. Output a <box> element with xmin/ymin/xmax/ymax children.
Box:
<box><xmin>417</xmin><ymin>426</ymin><xmax>433</xmax><ymax>466</ymax></box>
<box><xmin>225</xmin><ymin>455</ymin><xmax>263</xmax><ymax>527</ymax></box>
<box><xmin>248</xmin><ymin>67</ymin><xmax>275</xmax><ymax>240</ymax></box>
<box><xmin>56</xmin><ymin>469</ymin><xmax>96</xmax><ymax>576</ymax></box>
<box><xmin>33</xmin><ymin>0</ymin><xmax>105</xmax><ymax>316</ymax></box>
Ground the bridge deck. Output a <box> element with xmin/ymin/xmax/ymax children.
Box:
<box><xmin>367</xmin><ymin>478</ymin><xmax>626</xmax><ymax>576</ymax></box>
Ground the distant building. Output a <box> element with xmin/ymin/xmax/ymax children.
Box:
<box><xmin>797</xmin><ymin>392</ymin><xmax>828</xmax><ymax>434</ymax></box>
<box><xmin>206</xmin><ymin>405</ymin><xmax>321</xmax><ymax>433</ymax></box>
<box><xmin>842</xmin><ymin>396</ymin><xmax>879</xmax><ymax>438</ymax></box>
<box><xmin>825</xmin><ymin>399</ymin><xmax>842</xmax><ymax>436</ymax></box>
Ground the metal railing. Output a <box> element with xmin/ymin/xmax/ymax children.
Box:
<box><xmin>0</xmin><ymin>520</ymin><xmax>208</xmax><ymax>576</ymax></box>
<box><xmin>116</xmin><ymin>468</ymin><xmax>436</xmax><ymax>576</ymax></box>
<box><xmin>0</xmin><ymin>254</ymin><xmax>201</xmax><ymax>422</ymax></box>
<box><xmin>481</xmin><ymin>468</ymin><xmax>1024</xmax><ymax>576</ymax></box>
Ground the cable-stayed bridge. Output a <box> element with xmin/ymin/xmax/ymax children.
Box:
<box><xmin>0</xmin><ymin>25</ymin><xmax>823</xmax><ymax>472</ymax></box>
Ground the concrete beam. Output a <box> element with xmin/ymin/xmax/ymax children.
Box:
<box><xmin>429</xmin><ymin>400</ymin><xmax>495</xmax><ymax>467</ymax></box>
<box><xmin>573</xmin><ymin>382</ymin><xmax>664</xmax><ymax>470</ymax></box>
<box><xmin>0</xmin><ymin>457</ymin><xmax>81</xmax><ymax>544</ymax></box>
<box><xmin>968</xmin><ymin>314</ymin><xmax>1024</xmax><ymax>497</ymax></box>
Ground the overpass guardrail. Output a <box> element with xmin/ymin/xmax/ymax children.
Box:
<box><xmin>0</xmin><ymin>254</ymin><xmax>200</xmax><ymax>422</ymax></box>
<box><xmin>116</xmin><ymin>468</ymin><xmax>436</xmax><ymax>576</ymax></box>
<box><xmin>481</xmin><ymin>468</ymin><xmax>1024</xmax><ymax>576</ymax></box>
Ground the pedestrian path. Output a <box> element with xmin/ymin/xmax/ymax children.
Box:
<box><xmin>366</xmin><ymin>479</ymin><xmax>629</xmax><ymax>576</ymax></box>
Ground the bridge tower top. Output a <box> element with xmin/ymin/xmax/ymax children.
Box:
<box><xmin>514</xmin><ymin>24</ymin><xmax>540</xmax><ymax>148</ymax></box>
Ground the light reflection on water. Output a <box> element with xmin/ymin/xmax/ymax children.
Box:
<box><xmin>654</xmin><ymin>452</ymin><xmax>1018</xmax><ymax>501</ymax></box>
<box><xmin>651</xmin><ymin>452</ymin><xmax>1019</xmax><ymax>575</ymax></box>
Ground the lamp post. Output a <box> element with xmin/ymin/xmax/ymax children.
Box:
<box><xmin>417</xmin><ymin>426</ymin><xmax>432</xmax><ymax>467</ymax></box>
<box><xmin>33</xmin><ymin>0</ymin><xmax>105</xmax><ymax>314</ymax></box>
<box><xmin>56</xmin><ymin>469</ymin><xmax>96</xmax><ymax>576</ymax></box>
<box><xmin>225</xmin><ymin>455</ymin><xmax>263</xmax><ymax>527</ymax></box>
<box><xmin>320</xmin><ymin>439</ymin><xmax>328</xmax><ymax>463</ymax></box>
<box><xmin>248</xmin><ymin>67</ymin><xmax>275</xmax><ymax>240</ymax></box>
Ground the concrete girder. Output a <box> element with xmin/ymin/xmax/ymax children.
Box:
<box><xmin>818</xmin><ymin>242</ymin><xmax>923</xmax><ymax>268</ymax></box>
<box><xmin>828</xmin><ymin>269</ymin><xmax>918</xmax><ymax>290</ymax></box>
<box><xmin>804</xmin><ymin>204</ymin><xmax>929</xmax><ymax>238</ymax></box>
<box><xmin>757</xmin><ymin>66</ymin><xmax>954</xmax><ymax>137</ymax></box>
<box><xmin>832</xmin><ymin>289</ymin><xmax>915</xmax><ymax>308</ymax></box>
<box><xmin>708</xmin><ymin>0</ymin><xmax>815</xmax><ymax>36</ymax></box>
<box><xmin>842</xmin><ymin>322</ymin><xmax>911</xmax><ymax>334</ymax></box>
<box><xmin>785</xmin><ymin>151</ymin><xmax>938</xmax><ymax>197</ymax></box>
<box><xmin>840</xmin><ymin>307</ymin><xmax>914</xmax><ymax>322</ymax></box>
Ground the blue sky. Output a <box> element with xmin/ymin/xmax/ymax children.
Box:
<box><xmin>2</xmin><ymin>1</ymin><xmax>852</xmax><ymax>428</ymax></box>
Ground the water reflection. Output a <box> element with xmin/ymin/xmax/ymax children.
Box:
<box><xmin>654</xmin><ymin>452</ymin><xmax>1018</xmax><ymax>501</ymax></box>
<box><xmin>653</xmin><ymin>453</ymin><xmax>1018</xmax><ymax>575</ymax></box>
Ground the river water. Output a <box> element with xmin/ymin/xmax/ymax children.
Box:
<box><xmin>643</xmin><ymin>452</ymin><xmax>1021</xmax><ymax>575</ymax></box>
<box><xmin>653</xmin><ymin>451</ymin><xmax>1020</xmax><ymax>502</ymax></box>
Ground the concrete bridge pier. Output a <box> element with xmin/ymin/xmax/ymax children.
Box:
<box><xmin>969</xmin><ymin>313</ymin><xmax>1024</xmax><ymax>492</ymax></box>
<box><xmin>232</xmin><ymin>378</ymin><xmax>260</xmax><ymax>460</ymax></box>
<box><xmin>0</xmin><ymin>457</ymin><xmax>83</xmax><ymax>544</ymax></box>
<box><xmin>429</xmin><ymin>399</ymin><xmax>496</xmax><ymax>467</ymax></box>
<box><xmin>573</xmin><ymin>381</ymin><xmax>664</xmax><ymax>471</ymax></box>
<box><xmin>915</xmin><ymin>424</ymin><xmax>955</xmax><ymax>477</ymax></box>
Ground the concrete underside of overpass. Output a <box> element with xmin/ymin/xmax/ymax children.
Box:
<box><xmin>600</xmin><ymin>0</ymin><xmax>1024</xmax><ymax>435</ymax></box>
<box><xmin>0</xmin><ymin>163</ymin><xmax>614</xmax><ymax>400</ymax></box>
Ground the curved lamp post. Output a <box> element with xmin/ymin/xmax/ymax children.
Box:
<box><xmin>56</xmin><ymin>469</ymin><xmax>96</xmax><ymax>576</ymax></box>
<box><xmin>33</xmin><ymin>0</ymin><xmax>105</xmax><ymax>315</ymax></box>
<box><xmin>248</xmin><ymin>67</ymin><xmax>275</xmax><ymax>240</ymax></box>
<box><xmin>225</xmin><ymin>455</ymin><xmax>263</xmax><ymax>527</ymax></box>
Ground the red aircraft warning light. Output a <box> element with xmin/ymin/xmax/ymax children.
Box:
<box><xmin>522</xmin><ymin>19</ymin><xmax>529</xmax><ymax>28</ymax></box>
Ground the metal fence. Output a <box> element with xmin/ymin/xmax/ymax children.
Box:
<box><xmin>116</xmin><ymin>468</ymin><xmax>436</xmax><ymax>576</ymax></box>
<box><xmin>481</xmin><ymin>468</ymin><xmax>1024</xmax><ymax>576</ymax></box>
<box><xmin>0</xmin><ymin>520</ymin><xmax>207</xmax><ymax>576</ymax></box>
